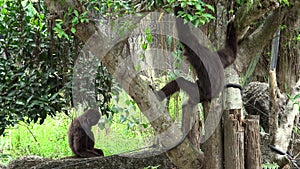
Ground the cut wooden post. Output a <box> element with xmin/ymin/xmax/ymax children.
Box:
<box><xmin>223</xmin><ymin>66</ymin><xmax>245</xmax><ymax>169</ymax></box>
<box><xmin>269</xmin><ymin>70</ymin><xmax>279</xmax><ymax>145</ymax></box>
<box><xmin>245</xmin><ymin>115</ymin><xmax>261</xmax><ymax>169</ymax></box>
<box><xmin>202</xmin><ymin>101</ymin><xmax>224</xmax><ymax>169</ymax></box>
<box><xmin>224</xmin><ymin>109</ymin><xmax>245</xmax><ymax>169</ymax></box>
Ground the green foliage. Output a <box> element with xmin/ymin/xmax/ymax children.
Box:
<box><xmin>278</xmin><ymin>0</ymin><xmax>290</xmax><ymax>6</ymax></box>
<box><xmin>236</xmin><ymin>0</ymin><xmax>247</xmax><ymax>5</ymax></box>
<box><xmin>80</xmin><ymin>0</ymin><xmax>215</xmax><ymax>26</ymax></box>
<box><xmin>110</xmin><ymin>88</ymin><xmax>152</xmax><ymax>132</ymax></box>
<box><xmin>54</xmin><ymin>19</ymin><xmax>70</xmax><ymax>39</ymax></box>
<box><xmin>0</xmin><ymin>0</ymin><xmax>70</xmax><ymax>135</ymax></box>
<box><xmin>144</xmin><ymin>165</ymin><xmax>160</xmax><ymax>169</ymax></box>
<box><xmin>84</xmin><ymin>0</ymin><xmax>138</xmax><ymax>18</ymax></box>
<box><xmin>262</xmin><ymin>162</ymin><xmax>279</xmax><ymax>169</ymax></box>
<box><xmin>95</xmin><ymin>64</ymin><xmax>114</xmax><ymax>118</ymax></box>
<box><xmin>0</xmin><ymin>58</ymin><xmax>66</xmax><ymax>123</ymax></box>
<box><xmin>175</xmin><ymin>0</ymin><xmax>215</xmax><ymax>27</ymax></box>
<box><xmin>0</xmin><ymin>0</ymin><xmax>113</xmax><ymax>135</ymax></box>
<box><xmin>141</xmin><ymin>28</ymin><xmax>153</xmax><ymax>51</ymax></box>
<box><xmin>287</xmin><ymin>94</ymin><xmax>299</xmax><ymax>108</ymax></box>
<box><xmin>54</xmin><ymin>6</ymin><xmax>90</xmax><ymax>38</ymax></box>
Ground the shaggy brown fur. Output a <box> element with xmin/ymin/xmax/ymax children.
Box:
<box><xmin>68</xmin><ymin>109</ymin><xmax>104</xmax><ymax>158</ymax></box>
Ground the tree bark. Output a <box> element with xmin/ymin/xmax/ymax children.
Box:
<box><xmin>245</xmin><ymin>115</ymin><xmax>261</xmax><ymax>169</ymax></box>
<box><xmin>236</xmin><ymin>1</ymin><xmax>300</xmax><ymax>74</ymax></box>
<box><xmin>272</xmin><ymin>80</ymin><xmax>300</xmax><ymax>168</ymax></box>
<box><xmin>235</xmin><ymin>0</ymin><xmax>280</xmax><ymax>39</ymax></box>
<box><xmin>277</xmin><ymin>5</ymin><xmax>300</xmax><ymax>93</ymax></box>
<box><xmin>6</xmin><ymin>154</ymin><xmax>175</xmax><ymax>169</ymax></box>
<box><xmin>224</xmin><ymin>109</ymin><xmax>245</xmax><ymax>169</ymax></box>
<box><xmin>269</xmin><ymin>70</ymin><xmax>280</xmax><ymax>145</ymax></box>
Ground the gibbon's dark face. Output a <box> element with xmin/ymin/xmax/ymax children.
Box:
<box><xmin>85</xmin><ymin>109</ymin><xmax>101</xmax><ymax>126</ymax></box>
<box><xmin>88</xmin><ymin>116</ymin><xmax>100</xmax><ymax>126</ymax></box>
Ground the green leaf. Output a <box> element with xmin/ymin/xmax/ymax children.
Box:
<box><xmin>16</xmin><ymin>101</ymin><xmax>25</xmax><ymax>106</ymax></box>
<box><xmin>202</xmin><ymin>13</ymin><xmax>215</xmax><ymax>20</ymax></box>
<box><xmin>195</xmin><ymin>19</ymin><xmax>200</xmax><ymax>27</ymax></box>
<box><xmin>39</xmin><ymin>14</ymin><xmax>45</xmax><ymax>20</ymax></box>
<box><xmin>1</xmin><ymin>8</ymin><xmax>7</xmax><ymax>14</ymax></box>
<box><xmin>127</xmin><ymin>121</ymin><xmax>135</xmax><ymax>129</ymax></box>
<box><xmin>141</xmin><ymin>43</ymin><xmax>148</xmax><ymax>50</ymax></box>
<box><xmin>187</xmin><ymin>14</ymin><xmax>193</xmax><ymax>21</ymax></box>
<box><xmin>195</xmin><ymin>4</ymin><xmax>202</xmax><ymax>11</ymax></box>
<box><xmin>205</xmin><ymin>4</ymin><xmax>215</xmax><ymax>12</ymax></box>
<box><xmin>134</xmin><ymin>64</ymin><xmax>141</xmax><ymax>72</ymax></box>
<box><xmin>166</xmin><ymin>36</ymin><xmax>173</xmax><ymax>47</ymax></box>
<box><xmin>282</xmin><ymin>0</ymin><xmax>290</xmax><ymax>6</ymax></box>
<box><xmin>180</xmin><ymin>1</ymin><xmax>187</xmax><ymax>8</ymax></box>
<box><xmin>72</xmin><ymin>17</ymin><xmax>79</xmax><ymax>25</ymax></box>
<box><xmin>119</xmin><ymin>114</ymin><xmax>127</xmax><ymax>123</ymax></box>
<box><xmin>71</xmin><ymin>27</ymin><xmax>76</xmax><ymax>34</ymax></box>
<box><xmin>50</xmin><ymin>93</ymin><xmax>58</xmax><ymax>101</ymax></box>
<box><xmin>125</xmin><ymin>99</ymin><xmax>131</xmax><ymax>106</ymax></box>
<box><xmin>74</xmin><ymin>10</ymin><xmax>79</xmax><ymax>17</ymax></box>
<box><xmin>26</xmin><ymin>96</ymin><xmax>34</xmax><ymax>104</ymax></box>
<box><xmin>81</xmin><ymin>11</ymin><xmax>88</xmax><ymax>17</ymax></box>
<box><xmin>142</xmin><ymin>123</ymin><xmax>149</xmax><ymax>128</ymax></box>
<box><xmin>7</xmin><ymin>90</ymin><xmax>17</xmax><ymax>97</ymax></box>
<box><xmin>80</xmin><ymin>18</ymin><xmax>89</xmax><ymax>23</ymax></box>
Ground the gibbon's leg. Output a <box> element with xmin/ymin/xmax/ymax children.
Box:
<box><xmin>152</xmin><ymin>77</ymin><xmax>202</xmax><ymax>103</ymax></box>
<box><xmin>94</xmin><ymin>148</ymin><xmax>104</xmax><ymax>156</ymax></box>
<box><xmin>87</xmin><ymin>132</ymin><xmax>104</xmax><ymax>156</ymax></box>
<box><xmin>71</xmin><ymin>128</ymin><xmax>101</xmax><ymax>157</ymax></box>
<box><xmin>150</xmin><ymin>79</ymin><xmax>180</xmax><ymax>101</ymax></box>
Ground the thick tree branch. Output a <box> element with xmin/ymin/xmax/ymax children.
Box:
<box><xmin>236</xmin><ymin>8</ymin><xmax>283</xmax><ymax>73</ymax></box>
<box><xmin>236</xmin><ymin>1</ymin><xmax>300</xmax><ymax>73</ymax></box>
<box><xmin>235</xmin><ymin>0</ymin><xmax>280</xmax><ymax>39</ymax></box>
<box><xmin>6</xmin><ymin>154</ymin><xmax>175</xmax><ymax>169</ymax></box>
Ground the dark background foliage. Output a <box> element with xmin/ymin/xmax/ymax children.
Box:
<box><xmin>0</xmin><ymin>0</ymin><xmax>113</xmax><ymax>135</ymax></box>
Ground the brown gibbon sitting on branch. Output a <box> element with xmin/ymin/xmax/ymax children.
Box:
<box><xmin>68</xmin><ymin>109</ymin><xmax>104</xmax><ymax>158</ymax></box>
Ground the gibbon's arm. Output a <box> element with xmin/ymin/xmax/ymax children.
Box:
<box><xmin>174</xmin><ymin>6</ymin><xmax>237</xmax><ymax>71</ymax></box>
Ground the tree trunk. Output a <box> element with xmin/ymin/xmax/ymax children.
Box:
<box><xmin>277</xmin><ymin>9</ymin><xmax>300</xmax><ymax>93</ymax></box>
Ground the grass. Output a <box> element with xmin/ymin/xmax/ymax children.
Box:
<box><xmin>0</xmin><ymin>108</ymin><xmax>155</xmax><ymax>166</ymax></box>
<box><xmin>0</xmin><ymin>113</ymin><xmax>72</xmax><ymax>165</ymax></box>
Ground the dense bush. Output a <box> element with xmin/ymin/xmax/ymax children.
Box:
<box><xmin>0</xmin><ymin>0</ymin><xmax>113</xmax><ymax>135</ymax></box>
